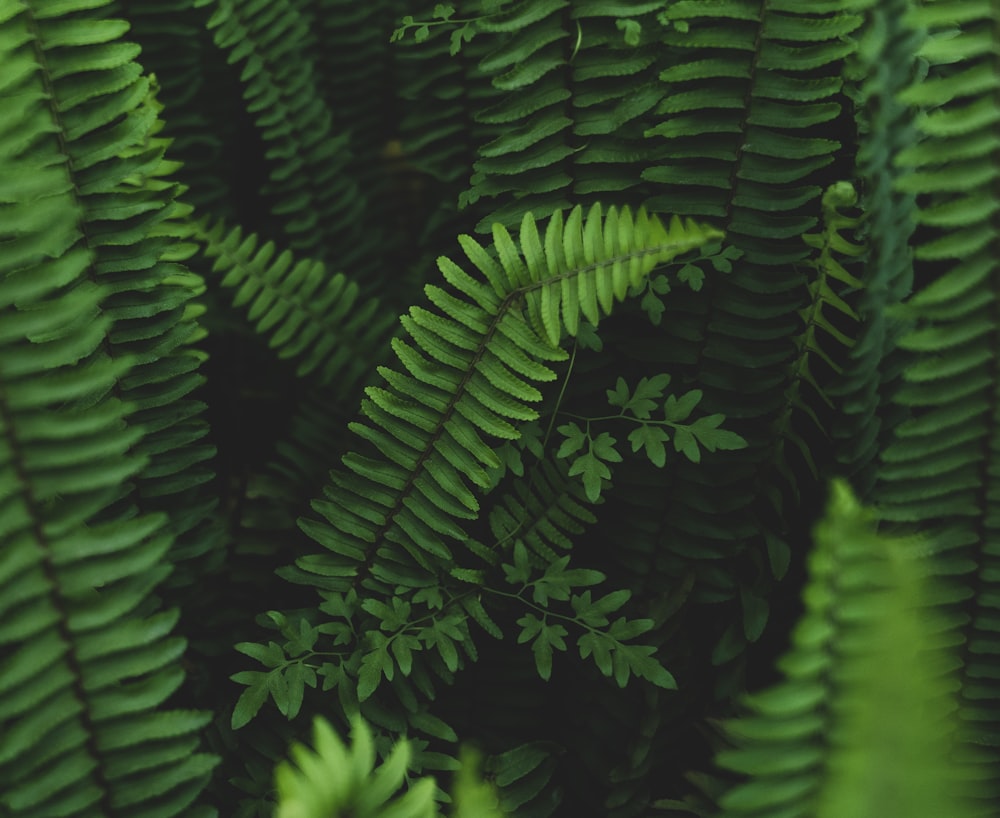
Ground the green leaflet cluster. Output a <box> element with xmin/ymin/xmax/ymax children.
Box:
<box><xmin>0</xmin><ymin>1</ymin><xmax>216</xmax><ymax>815</ymax></box>
<box><xmin>556</xmin><ymin>373</ymin><xmax>747</xmax><ymax>502</ymax></box>
<box><xmin>875</xmin><ymin>0</ymin><xmax>1000</xmax><ymax>797</ymax></box>
<box><xmin>462</xmin><ymin>0</ymin><xmax>668</xmax><ymax>230</ymax></box>
<box><xmin>710</xmin><ymin>483</ymin><xmax>982</xmax><ymax>818</ymax></box>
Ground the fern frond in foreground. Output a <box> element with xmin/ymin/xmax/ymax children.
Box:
<box><xmin>274</xmin><ymin>716</ymin><xmax>505</xmax><ymax>818</ymax></box>
<box><xmin>710</xmin><ymin>481</ymin><xmax>988</xmax><ymax>818</ymax></box>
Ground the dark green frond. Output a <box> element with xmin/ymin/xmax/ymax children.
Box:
<box><xmin>487</xmin><ymin>456</ymin><xmax>596</xmax><ymax>566</ymax></box>
<box><xmin>194</xmin><ymin>0</ymin><xmax>367</xmax><ymax>267</ymax></box>
<box><xmin>609</xmin><ymin>3</ymin><xmax>862</xmax><ymax>707</ymax></box>
<box><xmin>875</xmin><ymin>0</ymin><xmax>1000</xmax><ymax>795</ymax></box>
<box><xmin>463</xmin><ymin>0</ymin><xmax>667</xmax><ymax>230</ymax></box>
<box><xmin>778</xmin><ymin>181</ymin><xmax>865</xmax><ymax>481</ymax></box>
<box><xmin>641</xmin><ymin>0</ymin><xmax>862</xmax><ymax>474</ymax></box>
<box><xmin>0</xmin><ymin>3</ymin><xmax>216</xmax><ymax>815</ymax></box>
<box><xmin>118</xmin><ymin>0</ymin><xmax>240</xmax><ymax>218</ymax></box>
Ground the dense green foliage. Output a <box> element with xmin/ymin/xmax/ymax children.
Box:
<box><xmin>2</xmin><ymin>0</ymin><xmax>999</xmax><ymax>816</ymax></box>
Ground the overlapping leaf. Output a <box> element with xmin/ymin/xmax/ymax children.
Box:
<box><xmin>195</xmin><ymin>0</ymin><xmax>368</xmax><ymax>267</ymax></box>
<box><xmin>829</xmin><ymin>0</ymin><xmax>921</xmax><ymax>496</ymax></box>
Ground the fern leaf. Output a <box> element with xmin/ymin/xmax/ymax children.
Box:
<box><xmin>0</xmin><ymin>3</ymin><xmax>216</xmax><ymax>815</ymax></box>
<box><xmin>714</xmin><ymin>482</ymin><xmax>987</xmax><ymax>818</ymax></box>
<box><xmin>829</xmin><ymin>0</ymin><xmax>922</xmax><ymax>497</ymax></box>
<box><xmin>773</xmin><ymin>181</ymin><xmax>865</xmax><ymax>481</ymax></box>
<box><xmin>194</xmin><ymin>0</ymin><xmax>368</xmax><ymax>267</ymax></box>
<box><xmin>464</xmin><ymin>0</ymin><xmax>668</xmax><ymax>229</ymax></box>
<box><xmin>875</xmin><ymin>0</ymin><xmax>1000</xmax><ymax>796</ymax></box>
<box><xmin>118</xmin><ymin>0</ymin><xmax>239</xmax><ymax>218</ymax></box>
<box><xmin>194</xmin><ymin>220</ymin><xmax>395</xmax><ymax>393</ymax></box>
<box><xmin>295</xmin><ymin>203</ymin><xmax>720</xmax><ymax>596</ymax></box>
<box><xmin>617</xmin><ymin>1</ymin><xmax>864</xmax><ymax>699</ymax></box>
<box><xmin>274</xmin><ymin>717</ymin><xmax>438</xmax><ymax>818</ymax></box>
<box><xmin>489</xmin><ymin>457</ymin><xmax>596</xmax><ymax>565</ymax></box>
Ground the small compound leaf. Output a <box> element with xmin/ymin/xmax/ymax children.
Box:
<box><xmin>231</xmin><ymin>673</ymin><xmax>269</xmax><ymax>729</ymax></box>
<box><xmin>663</xmin><ymin>389</ymin><xmax>702</xmax><ymax>423</ymax></box>
<box><xmin>628</xmin><ymin>425</ymin><xmax>668</xmax><ymax>467</ymax></box>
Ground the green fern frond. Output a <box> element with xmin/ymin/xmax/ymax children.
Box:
<box><xmin>194</xmin><ymin>0</ymin><xmax>367</xmax><ymax>267</ymax></box>
<box><xmin>829</xmin><ymin>0</ymin><xmax>921</xmax><ymax>497</ymax></box>
<box><xmin>274</xmin><ymin>716</ymin><xmax>438</xmax><ymax>818</ymax></box>
<box><xmin>641</xmin><ymin>0</ymin><xmax>862</xmax><ymax>459</ymax></box>
<box><xmin>311</xmin><ymin>1</ymin><xmax>407</xmax><ymax>190</ymax></box>
<box><xmin>230</xmin><ymin>207</ymin><xmax>703</xmax><ymax>743</ymax></box>
<box><xmin>394</xmin><ymin>3</ymin><xmax>497</xmax><ymax>258</ymax></box>
<box><xmin>775</xmin><ymin>181</ymin><xmax>865</xmax><ymax>480</ymax></box>
<box><xmin>397</xmin><ymin>8</ymin><xmax>492</xmax><ymax>191</ymax></box>
<box><xmin>120</xmin><ymin>0</ymin><xmax>239</xmax><ymax>218</ymax></box>
<box><xmin>0</xmin><ymin>3</ymin><xmax>216</xmax><ymax>815</ymax></box>
<box><xmin>273</xmin><ymin>716</ymin><xmax>508</xmax><ymax>818</ymax></box>
<box><xmin>193</xmin><ymin>220</ymin><xmax>395</xmax><ymax>393</ymax></box>
<box><xmin>6</xmin><ymin>0</ymin><xmax>221</xmax><ymax>576</ymax></box>
<box><xmin>72</xmin><ymin>64</ymin><xmax>220</xmax><ymax>589</ymax></box>
<box><xmin>488</xmin><ymin>457</ymin><xmax>596</xmax><ymax>566</ymax></box>
<box><xmin>463</xmin><ymin>0</ymin><xmax>667</xmax><ymax>229</ymax></box>
<box><xmin>612</xmin><ymin>2</ymin><xmax>864</xmax><ymax>703</ymax></box>
<box><xmin>714</xmin><ymin>481</ymin><xmax>983</xmax><ymax>818</ymax></box>
<box><xmin>295</xmin><ymin>204</ymin><xmax>720</xmax><ymax>596</ymax></box>
<box><xmin>875</xmin><ymin>0</ymin><xmax>1000</xmax><ymax>794</ymax></box>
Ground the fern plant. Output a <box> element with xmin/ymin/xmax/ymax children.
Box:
<box><xmin>2</xmin><ymin>0</ymin><xmax>1000</xmax><ymax>817</ymax></box>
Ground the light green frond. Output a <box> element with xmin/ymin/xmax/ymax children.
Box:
<box><xmin>275</xmin><ymin>717</ymin><xmax>438</xmax><ymax>818</ymax></box>
<box><xmin>715</xmin><ymin>481</ymin><xmax>985</xmax><ymax>818</ymax></box>
<box><xmin>875</xmin><ymin>1</ymin><xmax>1000</xmax><ymax>790</ymax></box>
<box><xmin>294</xmin><ymin>203</ymin><xmax>720</xmax><ymax>597</ymax></box>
